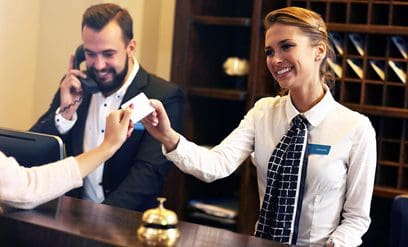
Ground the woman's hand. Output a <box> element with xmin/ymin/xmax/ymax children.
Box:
<box><xmin>76</xmin><ymin>106</ymin><xmax>133</xmax><ymax>177</ymax></box>
<box><xmin>102</xmin><ymin>106</ymin><xmax>134</xmax><ymax>152</ymax></box>
<box><xmin>141</xmin><ymin>99</ymin><xmax>180</xmax><ymax>152</ymax></box>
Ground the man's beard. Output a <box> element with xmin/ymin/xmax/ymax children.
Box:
<box><xmin>88</xmin><ymin>58</ymin><xmax>129</xmax><ymax>95</ymax></box>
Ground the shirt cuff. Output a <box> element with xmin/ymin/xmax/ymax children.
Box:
<box><xmin>55</xmin><ymin>107</ymin><xmax>77</xmax><ymax>134</ymax></box>
<box><xmin>161</xmin><ymin>135</ymin><xmax>187</xmax><ymax>164</ymax></box>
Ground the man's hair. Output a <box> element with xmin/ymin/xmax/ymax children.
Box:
<box><xmin>82</xmin><ymin>3</ymin><xmax>133</xmax><ymax>43</ymax></box>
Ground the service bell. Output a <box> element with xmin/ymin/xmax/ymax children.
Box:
<box><xmin>137</xmin><ymin>197</ymin><xmax>180</xmax><ymax>246</ymax></box>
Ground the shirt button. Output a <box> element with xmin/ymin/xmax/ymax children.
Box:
<box><xmin>104</xmin><ymin>103</ymin><xmax>107</xmax><ymax>107</ymax></box>
<box><xmin>101</xmin><ymin>129</ymin><xmax>105</xmax><ymax>133</ymax></box>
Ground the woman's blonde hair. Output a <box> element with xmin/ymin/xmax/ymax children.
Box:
<box><xmin>264</xmin><ymin>7</ymin><xmax>336</xmax><ymax>92</ymax></box>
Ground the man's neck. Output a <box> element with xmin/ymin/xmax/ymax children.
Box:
<box><xmin>123</xmin><ymin>56</ymin><xmax>135</xmax><ymax>84</ymax></box>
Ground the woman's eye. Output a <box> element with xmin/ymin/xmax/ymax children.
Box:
<box><xmin>265</xmin><ymin>49</ymin><xmax>274</xmax><ymax>57</ymax></box>
<box><xmin>282</xmin><ymin>44</ymin><xmax>294</xmax><ymax>51</ymax></box>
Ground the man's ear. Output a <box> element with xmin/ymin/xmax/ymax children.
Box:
<box><xmin>127</xmin><ymin>39</ymin><xmax>136</xmax><ymax>57</ymax></box>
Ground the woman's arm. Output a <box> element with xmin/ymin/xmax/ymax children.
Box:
<box><xmin>0</xmin><ymin>107</ymin><xmax>133</xmax><ymax>209</ymax></box>
<box><xmin>76</xmin><ymin>106</ymin><xmax>133</xmax><ymax>176</ymax></box>
<box><xmin>142</xmin><ymin>99</ymin><xmax>254</xmax><ymax>182</ymax></box>
<box><xmin>328</xmin><ymin>117</ymin><xmax>377</xmax><ymax>246</ymax></box>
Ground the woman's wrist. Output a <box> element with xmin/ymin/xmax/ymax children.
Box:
<box><xmin>98</xmin><ymin>141</ymin><xmax>117</xmax><ymax>160</ymax></box>
<box><xmin>163</xmin><ymin>130</ymin><xmax>180</xmax><ymax>152</ymax></box>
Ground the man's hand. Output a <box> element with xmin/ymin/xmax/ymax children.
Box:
<box><xmin>59</xmin><ymin>55</ymin><xmax>88</xmax><ymax>120</ymax></box>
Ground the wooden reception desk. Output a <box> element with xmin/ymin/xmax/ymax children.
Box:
<box><xmin>0</xmin><ymin>196</ymin><xmax>288</xmax><ymax>246</ymax></box>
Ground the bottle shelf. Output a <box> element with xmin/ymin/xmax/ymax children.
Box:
<box><xmin>328</xmin><ymin>24</ymin><xmax>408</xmax><ymax>36</ymax></box>
<box><xmin>345</xmin><ymin>104</ymin><xmax>408</xmax><ymax>119</ymax></box>
<box><xmin>188</xmin><ymin>87</ymin><xmax>247</xmax><ymax>101</ymax></box>
<box><xmin>192</xmin><ymin>16</ymin><xmax>251</xmax><ymax>27</ymax></box>
<box><xmin>374</xmin><ymin>186</ymin><xmax>408</xmax><ymax>198</ymax></box>
<box><xmin>378</xmin><ymin>161</ymin><xmax>402</xmax><ymax>168</ymax></box>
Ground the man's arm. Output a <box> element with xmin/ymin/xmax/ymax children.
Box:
<box><xmin>31</xmin><ymin>57</ymin><xmax>87</xmax><ymax>135</ymax></box>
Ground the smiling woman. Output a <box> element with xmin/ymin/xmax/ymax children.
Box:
<box><xmin>140</xmin><ymin>6</ymin><xmax>377</xmax><ymax>247</ymax></box>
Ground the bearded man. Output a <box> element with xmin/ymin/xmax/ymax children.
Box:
<box><xmin>31</xmin><ymin>3</ymin><xmax>184</xmax><ymax>211</ymax></box>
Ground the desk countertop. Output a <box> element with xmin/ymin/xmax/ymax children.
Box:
<box><xmin>0</xmin><ymin>196</ymin><xmax>288</xmax><ymax>247</ymax></box>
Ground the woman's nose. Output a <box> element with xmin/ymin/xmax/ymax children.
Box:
<box><xmin>271</xmin><ymin>53</ymin><xmax>283</xmax><ymax>65</ymax></box>
<box><xmin>268</xmin><ymin>55</ymin><xmax>283</xmax><ymax>67</ymax></box>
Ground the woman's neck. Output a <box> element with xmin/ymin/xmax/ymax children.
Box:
<box><xmin>290</xmin><ymin>83</ymin><xmax>325</xmax><ymax>113</ymax></box>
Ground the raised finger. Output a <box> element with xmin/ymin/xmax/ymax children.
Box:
<box><xmin>68</xmin><ymin>54</ymin><xmax>74</xmax><ymax>71</ymax></box>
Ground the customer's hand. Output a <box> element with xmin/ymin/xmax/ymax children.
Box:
<box><xmin>103</xmin><ymin>106</ymin><xmax>134</xmax><ymax>151</ymax></box>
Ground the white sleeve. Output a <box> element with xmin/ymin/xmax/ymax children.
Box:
<box><xmin>329</xmin><ymin>117</ymin><xmax>377</xmax><ymax>246</ymax></box>
<box><xmin>55</xmin><ymin>107</ymin><xmax>77</xmax><ymax>134</ymax></box>
<box><xmin>163</xmin><ymin>107</ymin><xmax>257</xmax><ymax>183</ymax></box>
<box><xmin>0</xmin><ymin>152</ymin><xmax>83</xmax><ymax>209</ymax></box>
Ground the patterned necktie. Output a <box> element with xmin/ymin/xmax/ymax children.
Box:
<box><xmin>255</xmin><ymin>114</ymin><xmax>309</xmax><ymax>245</ymax></box>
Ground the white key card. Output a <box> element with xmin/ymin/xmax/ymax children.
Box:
<box><xmin>121</xmin><ymin>92</ymin><xmax>154</xmax><ymax>123</ymax></box>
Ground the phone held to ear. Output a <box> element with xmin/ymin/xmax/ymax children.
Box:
<box><xmin>73</xmin><ymin>45</ymin><xmax>99</xmax><ymax>94</ymax></box>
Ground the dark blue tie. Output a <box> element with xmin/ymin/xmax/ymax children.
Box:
<box><xmin>255</xmin><ymin>114</ymin><xmax>309</xmax><ymax>245</ymax></box>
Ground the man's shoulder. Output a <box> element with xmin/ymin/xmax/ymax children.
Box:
<box><xmin>146</xmin><ymin>71</ymin><xmax>179</xmax><ymax>89</ymax></box>
<box><xmin>136</xmin><ymin>69</ymin><xmax>183</xmax><ymax>99</ymax></box>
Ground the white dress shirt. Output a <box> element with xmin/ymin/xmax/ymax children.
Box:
<box><xmin>55</xmin><ymin>58</ymin><xmax>140</xmax><ymax>203</ymax></box>
<box><xmin>164</xmin><ymin>89</ymin><xmax>377</xmax><ymax>247</ymax></box>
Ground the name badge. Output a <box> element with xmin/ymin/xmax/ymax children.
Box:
<box><xmin>134</xmin><ymin>121</ymin><xmax>145</xmax><ymax>130</ymax></box>
<box><xmin>308</xmin><ymin>144</ymin><xmax>331</xmax><ymax>155</ymax></box>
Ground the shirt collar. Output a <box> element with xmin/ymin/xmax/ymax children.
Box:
<box><xmin>285</xmin><ymin>84</ymin><xmax>336</xmax><ymax>127</ymax></box>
